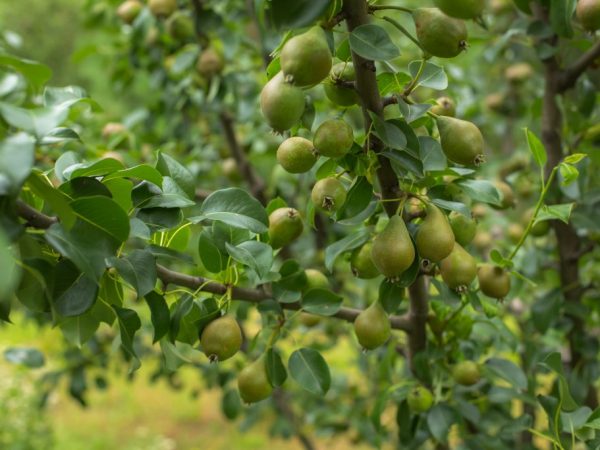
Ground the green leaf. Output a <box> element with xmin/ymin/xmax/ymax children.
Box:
<box><xmin>430</xmin><ymin>198</ymin><xmax>470</xmax><ymax>217</ymax></box>
<box><xmin>302</xmin><ymin>288</ymin><xmax>343</xmax><ymax>316</ymax></box>
<box><xmin>265</xmin><ymin>348</ymin><xmax>287</xmax><ymax>387</ymax></box>
<box><xmin>269</xmin><ymin>0</ymin><xmax>331</xmax><ymax>29</ymax></box>
<box><xmin>408</xmin><ymin>60</ymin><xmax>448</xmax><ymax>90</ymax></box>
<box><xmin>104</xmin><ymin>164</ymin><xmax>163</xmax><ymax>187</ymax></box>
<box><xmin>378</xmin><ymin>280</ymin><xmax>405</xmax><ymax>314</ymax></box>
<box><xmin>107</xmin><ymin>249</ymin><xmax>157</xmax><ymax>298</ymax></box>
<box><xmin>0</xmin><ymin>54</ymin><xmax>52</xmax><ymax>89</ymax></box>
<box><xmin>563</xmin><ymin>153</ymin><xmax>587</xmax><ymax>165</ymax></box>
<box><xmin>377</xmin><ymin>72</ymin><xmax>412</xmax><ymax>96</ymax></box>
<box><xmin>427</xmin><ymin>404</ymin><xmax>457</xmax><ymax>442</ymax></box>
<box><xmin>539</xmin><ymin>352</ymin><xmax>578</xmax><ymax>412</ymax></box>
<box><xmin>0</xmin><ymin>229</ymin><xmax>19</xmax><ymax>303</ymax></box>
<box><xmin>549</xmin><ymin>0</ymin><xmax>575</xmax><ymax>38</ymax></box>
<box><xmin>156</xmin><ymin>151</ymin><xmax>195</xmax><ymax>199</ymax></box>
<box><xmin>140</xmin><ymin>177</ymin><xmax>195</xmax><ymax>209</ymax></box>
<box><xmin>457</xmin><ymin>179</ymin><xmax>502</xmax><ymax>206</ymax></box>
<box><xmin>226</xmin><ymin>241</ymin><xmax>273</xmax><ymax>279</ymax></box>
<box><xmin>0</xmin><ymin>132</ymin><xmax>35</xmax><ymax>195</ymax></box>
<box><xmin>559</xmin><ymin>163</ymin><xmax>579</xmax><ymax>186</ymax></box>
<box><xmin>27</xmin><ymin>170</ymin><xmax>76</xmax><ymax>228</ymax></box>
<box><xmin>112</xmin><ymin>306</ymin><xmax>142</xmax><ymax>373</ymax></box>
<box><xmin>349</xmin><ymin>24</ymin><xmax>400</xmax><ymax>61</ymax></box>
<box><xmin>337</xmin><ymin>176</ymin><xmax>373</xmax><ymax>220</ymax></box>
<box><xmin>370</xmin><ymin>113</ymin><xmax>407</xmax><ymax>150</ymax></box>
<box><xmin>0</xmin><ymin>102</ymin><xmax>69</xmax><ymax>138</ymax></box>
<box><xmin>288</xmin><ymin>348</ymin><xmax>331</xmax><ymax>395</ymax></box>
<box><xmin>524</xmin><ymin>128</ymin><xmax>547</xmax><ymax>167</ymax></box>
<box><xmin>59</xmin><ymin>309</ymin><xmax>101</xmax><ymax>347</ymax></box>
<box><xmin>324</xmin><ymin>228</ymin><xmax>370</xmax><ymax>272</ymax></box>
<box><xmin>52</xmin><ymin>259</ymin><xmax>99</xmax><ymax>317</ymax></box>
<box><xmin>484</xmin><ymin>358</ymin><xmax>528</xmax><ymax>390</ymax></box>
<box><xmin>71</xmin><ymin>196</ymin><xmax>130</xmax><ymax>243</ymax></box>
<box><xmin>43</xmin><ymin>85</ymin><xmax>100</xmax><ymax>111</ymax></box>
<box><xmin>198</xmin><ymin>230</ymin><xmax>227</xmax><ymax>273</ymax></box>
<box><xmin>144</xmin><ymin>291</ymin><xmax>171</xmax><ymax>343</ymax></box>
<box><xmin>192</xmin><ymin>188</ymin><xmax>268</xmax><ymax>234</ymax></box>
<box><xmin>535</xmin><ymin>203</ymin><xmax>574</xmax><ymax>224</ymax></box>
<box><xmin>419</xmin><ymin>136</ymin><xmax>447</xmax><ymax>172</ymax></box>
<box><xmin>4</xmin><ymin>347</ymin><xmax>45</xmax><ymax>368</ymax></box>
<box><xmin>397</xmin><ymin>99</ymin><xmax>431</xmax><ymax>123</ymax></box>
<box><xmin>160</xmin><ymin>339</ymin><xmax>191</xmax><ymax>372</ymax></box>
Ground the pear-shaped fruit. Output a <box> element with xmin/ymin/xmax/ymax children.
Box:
<box><xmin>149</xmin><ymin>0</ymin><xmax>177</xmax><ymax>17</ymax></box>
<box><xmin>313</xmin><ymin>119</ymin><xmax>354</xmax><ymax>158</ymax></box>
<box><xmin>117</xmin><ymin>0</ymin><xmax>143</xmax><ymax>24</ymax></box>
<box><xmin>407</xmin><ymin>386</ymin><xmax>434</xmax><ymax>413</ymax></box>
<box><xmin>521</xmin><ymin>207</ymin><xmax>550</xmax><ymax>237</ymax></box>
<box><xmin>324</xmin><ymin>63</ymin><xmax>360</xmax><ymax>106</ymax></box>
<box><xmin>311</xmin><ymin>177</ymin><xmax>347</xmax><ymax>212</ymax></box>
<box><xmin>507</xmin><ymin>223</ymin><xmax>524</xmax><ymax>244</ymax></box>
<box><xmin>268</xmin><ymin>207</ymin><xmax>303</xmax><ymax>249</ymax></box>
<box><xmin>577</xmin><ymin>0</ymin><xmax>600</xmax><ymax>31</ymax></box>
<box><xmin>222</xmin><ymin>157</ymin><xmax>242</xmax><ymax>182</ymax></box>
<box><xmin>371</xmin><ymin>216</ymin><xmax>416</xmax><ymax>280</ymax></box>
<box><xmin>505</xmin><ymin>63</ymin><xmax>533</xmax><ymax>83</ymax></box>
<box><xmin>439</xmin><ymin>243</ymin><xmax>477</xmax><ymax>292</ymax></box>
<box><xmin>449</xmin><ymin>211</ymin><xmax>477</xmax><ymax>246</ymax></box>
<box><xmin>300</xmin><ymin>313</ymin><xmax>321</xmax><ymax>327</ymax></box>
<box><xmin>276</xmin><ymin>137</ymin><xmax>317</xmax><ymax>174</ymax></box>
<box><xmin>436</xmin><ymin>116</ymin><xmax>485</xmax><ymax>166</ymax></box>
<box><xmin>416</xmin><ymin>203</ymin><xmax>455</xmax><ymax>263</ymax></box>
<box><xmin>472</xmin><ymin>231</ymin><xmax>491</xmax><ymax>252</ymax></box>
<box><xmin>351</xmin><ymin>242</ymin><xmax>380</xmax><ymax>279</ymax></box>
<box><xmin>413</xmin><ymin>8</ymin><xmax>468</xmax><ymax>58</ymax></box>
<box><xmin>197</xmin><ymin>48</ymin><xmax>224</xmax><ymax>79</ymax></box>
<box><xmin>478</xmin><ymin>264</ymin><xmax>511</xmax><ymax>299</ymax></box>
<box><xmin>452</xmin><ymin>361</ymin><xmax>481</xmax><ymax>385</ymax></box>
<box><xmin>260</xmin><ymin>72</ymin><xmax>305</xmax><ymax>132</ymax></box>
<box><xmin>280</xmin><ymin>27</ymin><xmax>332</xmax><ymax>87</ymax></box>
<box><xmin>492</xmin><ymin>180</ymin><xmax>515</xmax><ymax>209</ymax></box>
<box><xmin>237</xmin><ymin>357</ymin><xmax>273</xmax><ymax>404</ymax></box>
<box><xmin>430</xmin><ymin>96</ymin><xmax>456</xmax><ymax>117</ymax></box>
<box><xmin>354</xmin><ymin>301</ymin><xmax>391</xmax><ymax>350</ymax></box>
<box><xmin>200</xmin><ymin>315</ymin><xmax>242</xmax><ymax>362</ymax></box>
<box><xmin>304</xmin><ymin>268</ymin><xmax>329</xmax><ymax>290</ymax></box>
<box><xmin>433</xmin><ymin>0</ymin><xmax>484</xmax><ymax>19</ymax></box>
<box><xmin>166</xmin><ymin>11</ymin><xmax>195</xmax><ymax>41</ymax></box>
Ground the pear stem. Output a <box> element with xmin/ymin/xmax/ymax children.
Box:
<box><xmin>381</xmin><ymin>16</ymin><xmax>424</xmax><ymax>52</ymax></box>
<box><xmin>403</xmin><ymin>58</ymin><xmax>427</xmax><ymax>97</ymax></box>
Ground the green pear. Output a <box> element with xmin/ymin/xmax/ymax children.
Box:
<box><xmin>521</xmin><ymin>207</ymin><xmax>550</xmax><ymax>237</ymax></box>
<box><xmin>434</xmin><ymin>0</ymin><xmax>484</xmax><ymax>19</ymax></box>
<box><xmin>407</xmin><ymin>386</ymin><xmax>434</xmax><ymax>413</ymax></box>
<box><xmin>416</xmin><ymin>203</ymin><xmax>455</xmax><ymax>263</ymax></box>
<box><xmin>260</xmin><ymin>72</ymin><xmax>305</xmax><ymax>132</ymax></box>
<box><xmin>492</xmin><ymin>180</ymin><xmax>515</xmax><ymax>209</ymax></box>
<box><xmin>117</xmin><ymin>0</ymin><xmax>143</xmax><ymax>24</ymax></box>
<box><xmin>324</xmin><ymin>63</ymin><xmax>359</xmax><ymax>106</ymax></box>
<box><xmin>439</xmin><ymin>243</ymin><xmax>477</xmax><ymax>292</ymax></box>
<box><xmin>237</xmin><ymin>357</ymin><xmax>273</xmax><ymax>404</ymax></box>
<box><xmin>196</xmin><ymin>48</ymin><xmax>224</xmax><ymax>79</ymax></box>
<box><xmin>354</xmin><ymin>301</ymin><xmax>391</xmax><ymax>350</ymax></box>
<box><xmin>280</xmin><ymin>26</ymin><xmax>332</xmax><ymax>87</ymax></box>
<box><xmin>200</xmin><ymin>315</ymin><xmax>242</xmax><ymax>362</ymax></box>
<box><xmin>313</xmin><ymin>119</ymin><xmax>354</xmax><ymax>158</ymax></box>
<box><xmin>371</xmin><ymin>215</ymin><xmax>416</xmax><ymax>280</ymax></box>
<box><xmin>311</xmin><ymin>177</ymin><xmax>347</xmax><ymax>212</ymax></box>
<box><xmin>452</xmin><ymin>361</ymin><xmax>481</xmax><ymax>385</ymax></box>
<box><xmin>577</xmin><ymin>0</ymin><xmax>600</xmax><ymax>31</ymax></box>
<box><xmin>276</xmin><ymin>137</ymin><xmax>317</xmax><ymax>174</ymax></box>
<box><xmin>148</xmin><ymin>0</ymin><xmax>177</xmax><ymax>18</ymax></box>
<box><xmin>304</xmin><ymin>268</ymin><xmax>329</xmax><ymax>291</ymax></box>
<box><xmin>413</xmin><ymin>8</ymin><xmax>468</xmax><ymax>58</ymax></box>
<box><xmin>351</xmin><ymin>242</ymin><xmax>380</xmax><ymax>279</ymax></box>
<box><xmin>166</xmin><ymin>11</ymin><xmax>195</xmax><ymax>41</ymax></box>
<box><xmin>268</xmin><ymin>208</ymin><xmax>303</xmax><ymax>248</ymax></box>
<box><xmin>478</xmin><ymin>264</ymin><xmax>511</xmax><ymax>299</ymax></box>
<box><xmin>436</xmin><ymin>116</ymin><xmax>485</xmax><ymax>166</ymax></box>
<box><xmin>430</xmin><ymin>96</ymin><xmax>456</xmax><ymax>117</ymax></box>
<box><xmin>449</xmin><ymin>211</ymin><xmax>477</xmax><ymax>246</ymax></box>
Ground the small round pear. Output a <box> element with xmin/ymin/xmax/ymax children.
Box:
<box><xmin>311</xmin><ymin>177</ymin><xmax>347</xmax><ymax>212</ymax></box>
<box><xmin>354</xmin><ymin>301</ymin><xmax>391</xmax><ymax>350</ymax></box>
<box><xmin>276</xmin><ymin>137</ymin><xmax>317</xmax><ymax>174</ymax></box>
<box><xmin>436</xmin><ymin>116</ymin><xmax>485</xmax><ymax>166</ymax></box>
<box><xmin>521</xmin><ymin>208</ymin><xmax>550</xmax><ymax>236</ymax></box>
<box><xmin>237</xmin><ymin>358</ymin><xmax>273</xmax><ymax>404</ymax></box>
<box><xmin>407</xmin><ymin>386</ymin><xmax>434</xmax><ymax>413</ymax></box>
<box><xmin>452</xmin><ymin>361</ymin><xmax>481</xmax><ymax>386</ymax></box>
<box><xmin>166</xmin><ymin>11</ymin><xmax>195</xmax><ymax>41</ymax></box>
<box><xmin>149</xmin><ymin>0</ymin><xmax>177</xmax><ymax>18</ymax></box>
<box><xmin>430</xmin><ymin>96</ymin><xmax>456</xmax><ymax>117</ymax></box>
<box><xmin>268</xmin><ymin>208</ymin><xmax>303</xmax><ymax>249</ymax></box>
<box><xmin>371</xmin><ymin>216</ymin><xmax>416</xmax><ymax>280</ymax></box>
<box><xmin>478</xmin><ymin>264</ymin><xmax>511</xmax><ymax>299</ymax></box>
<box><xmin>416</xmin><ymin>203</ymin><xmax>455</xmax><ymax>263</ymax></box>
<box><xmin>304</xmin><ymin>268</ymin><xmax>329</xmax><ymax>291</ymax></box>
<box><xmin>280</xmin><ymin>26</ymin><xmax>332</xmax><ymax>87</ymax></box>
<box><xmin>197</xmin><ymin>48</ymin><xmax>224</xmax><ymax>79</ymax></box>
<box><xmin>577</xmin><ymin>0</ymin><xmax>600</xmax><ymax>31</ymax></box>
<box><xmin>439</xmin><ymin>243</ymin><xmax>477</xmax><ymax>292</ymax></box>
<box><xmin>324</xmin><ymin>63</ymin><xmax>359</xmax><ymax>106</ymax></box>
<box><xmin>117</xmin><ymin>0</ymin><xmax>143</xmax><ymax>24</ymax></box>
<box><xmin>433</xmin><ymin>0</ymin><xmax>485</xmax><ymax>19</ymax></box>
<box><xmin>448</xmin><ymin>211</ymin><xmax>477</xmax><ymax>246</ymax></box>
<box><xmin>351</xmin><ymin>242</ymin><xmax>380</xmax><ymax>279</ymax></box>
<box><xmin>260</xmin><ymin>72</ymin><xmax>305</xmax><ymax>132</ymax></box>
<box><xmin>492</xmin><ymin>181</ymin><xmax>515</xmax><ymax>209</ymax></box>
<box><xmin>313</xmin><ymin>119</ymin><xmax>354</xmax><ymax>158</ymax></box>
<box><xmin>200</xmin><ymin>315</ymin><xmax>243</xmax><ymax>362</ymax></box>
<box><xmin>413</xmin><ymin>8</ymin><xmax>468</xmax><ymax>58</ymax></box>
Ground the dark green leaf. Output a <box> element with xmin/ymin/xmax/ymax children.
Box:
<box><xmin>112</xmin><ymin>306</ymin><xmax>142</xmax><ymax>373</ymax></box>
<box><xmin>427</xmin><ymin>404</ymin><xmax>457</xmax><ymax>442</ymax></box>
<box><xmin>71</xmin><ymin>196</ymin><xmax>130</xmax><ymax>243</ymax></box>
<box><xmin>107</xmin><ymin>249</ymin><xmax>157</xmax><ymax>298</ymax></box>
<box><xmin>269</xmin><ymin>0</ymin><xmax>331</xmax><ymax>29</ymax></box>
<box><xmin>324</xmin><ymin>228</ymin><xmax>370</xmax><ymax>272</ymax></box>
<box><xmin>302</xmin><ymin>288</ymin><xmax>343</xmax><ymax>316</ymax></box>
<box><xmin>525</xmin><ymin>128</ymin><xmax>547</xmax><ymax>167</ymax></box>
<box><xmin>408</xmin><ymin>60</ymin><xmax>448</xmax><ymax>90</ymax></box>
<box><xmin>288</xmin><ymin>348</ymin><xmax>331</xmax><ymax>395</ymax></box>
<box><xmin>0</xmin><ymin>132</ymin><xmax>35</xmax><ymax>195</ymax></box>
<box><xmin>4</xmin><ymin>347</ymin><xmax>45</xmax><ymax>368</ymax></box>
<box><xmin>156</xmin><ymin>151</ymin><xmax>195</xmax><ymax>198</ymax></box>
<box><xmin>145</xmin><ymin>291</ymin><xmax>171</xmax><ymax>343</ymax></box>
<box><xmin>349</xmin><ymin>24</ymin><xmax>399</xmax><ymax>61</ymax></box>
<box><xmin>265</xmin><ymin>348</ymin><xmax>288</xmax><ymax>387</ymax></box>
<box><xmin>457</xmin><ymin>179</ymin><xmax>502</xmax><ymax>206</ymax></box>
<box><xmin>484</xmin><ymin>358</ymin><xmax>528</xmax><ymax>390</ymax></box>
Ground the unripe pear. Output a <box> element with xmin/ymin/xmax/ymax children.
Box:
<box><xmin>324</xmin><ymin>63</ymin><xmax>359</xmax><ymax>106</ymax></box>
<box><xmin>351</xmin><ymin>242</ymin><xmax>380</xmax><ymax>279</ymax></box>
<box><xmin>371</xmin><ymin>215</ymin><xmax>416</xmax><ymax>280</ymax></box>
<box><xmin>311</xmin><ymin>177</ymin><xmax>347</xmax><ymax>212</ymax></box>
<box><xmin>149</xmin><ymin>0</ymin><xmax>177</xmax><ymax>18</ymax></box>
<box><xmin>260</xmin><ymin>72</ymin><xmax>305</xmax><ymax>132</ymax></box>
<box><xmin>237</xmin><ymin>357</ymin><xmax>273</xmax><ymax>404</ymax></box>
<box><xmin>416</xmin><ymin>203</ymin><xmax>455</xmax><ymax>263</ymax></box>
<box><xmin>166</xmin><ymin>11</ymin><xmax>195</xmax><ymax>41</ymax></box>
<box><xmin>300</xmin><ymin>313</ymin><xmax>321</xmax><ymax>327</ymax></box>
<box><xmin>452</xmin><ymin>360</ymin><xmax>481</xmax><ymax>385</ymax></box>
<box><xmin>577</xmin><ymin>0</ymin><xmax>600</xmax><ymax>32</ymax></box>
<box><xmin>197</xmin><ymin>48</ymin><xmax>224</xmax><ymax>78</ymax></box>
<box><xmin>492</xmin><ymin>180</ymin><xmax>515</xmax><ymax>209</ymax></box>
<box><xmin>407</xmin><ymin>386</ymin><xmax>434</xmax><ymax>413</ymax></box>
<box><xmin>268</xmin><ymin>208</ymin><xmax>303</xmax><ymax>249</ymax></box>
<box><xmin>304</xmin><ymin>268</ymin><xmax>329</xmax><ymax>291</ymax></box>
<box><xmin>222</xmin><ymin>157</ymin><xmax>242</xmax><ymax>182</ymax></box>
<box><xmin>436</xmin><ymin>116</ymin><xmax>485</xmax><ymax>166</ymax></box>
<box><xmin>521</xmin><ymin>207</ymin><xmax>550</xmax><ymax>237</ymax></box>
<box><xmin>102</xmin><ymin>122</ymin><xmax>126</xmax><ymax>138</ymax></box>
<box><xmin>449</xmin><ymin>211</ymin><xmax>477</xmax><ymax>246</ymax></box>
<box><xmin>200</xmin><ymin>315</ymin><xmax>243</xmax><ymax>362</ymax></box>
<box><xmin>478</xmin><ymin>264</ymin><xmax>511</xmax><ymax>300</ymax></box>
<box><xmin>434</xmin><ymin>0</ymin><xmax>484</xmax><ymax>19</ymax></box>
<box><xmin>117</xmin><ymin>0</ymin><xmax>143</xmax><ymax>24</ymax></box>
<box><xmin>276</xmin><ymin>137</ymin><xmax>317</xmax><ymax>174</ymax></box>
<box><xmin>439</xmin><ymin>243</ymin><xmax>477</xmax><ymax>292</ymax></box>
<box><xmin>430</xmin><ymin>96</ymin><xmax>456</xmax><ymax>117</ymax></box>
<box><xmin>507</xmin><ymin>223</ymin><xmax>524</xmax><ymax>244</ymax></box>
<box><xmin>413</xmin><ymin>8</ymin><xmax>468</xmax><ymax>58</ymax></box>
<box><xmin>280</xmin><ymin>26</ymin><xmax>332</xmax><ymax>87</ymax></box>
<box><xmin>354</xmin><ymin>301</ymin><xmax>391</xmax><ymax>350</ymax></box>
<box><xmin>313</xmin><ymin>119</ymin><xmax>354</xmax><ymax>158</ymax></box>
<box><xmin>505</xmin><ymin>63</ymin><xmax>533</xmax><ymax>84</ymax></box>
<box><xmin>472</xmin><ymin>231</ymin><xmax>492</xmax><ymax>252</ymax></box>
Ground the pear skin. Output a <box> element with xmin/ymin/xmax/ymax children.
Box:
<box><xmin>416</xmin><ymin>203</ymin><xmax>455</xmax><ymax>263</ymax></box>
<box><xmin>439</xmin><ymin>242</ymin><xmax>477</xmax><ymax>291</ymax></box>
<box><xmin>280</xmin><ymin>27</ymin><xmax>332</xmax><ymax>87</ymax></box>
<box><xmin>371</xmin><ymin>215</ymin><xmax>416</xmax><ymax>280</ymax></box>
<box><xmin>436</xmin><ymin>116</ymin><xmax>484</xmax><ymax>166</ymax></box>
<box><xmin>354</xmin><ymin>301</ymin><xmax>391</xmax><ymax>350</ymax></box>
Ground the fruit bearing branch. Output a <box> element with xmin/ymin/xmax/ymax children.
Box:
<box><xmin>14</xmin><ymin>200</ymin><xmax>412</xmax><ymax>333</ymax></box>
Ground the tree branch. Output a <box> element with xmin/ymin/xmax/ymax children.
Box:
<box><xmin>558</xmin><ymin>39</ymin><xmax>600</xmax><ymax>92</ymax></box>
<box><xmin>15</xmin><ymin>200</ymin><xmax>58</xmax><ymax>228</ymax></box>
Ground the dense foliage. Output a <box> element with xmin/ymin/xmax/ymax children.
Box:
<box><xmin>1</xmin><ymin>0</ymin><xmax>600</xmax><ymax>448</ymax></box>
